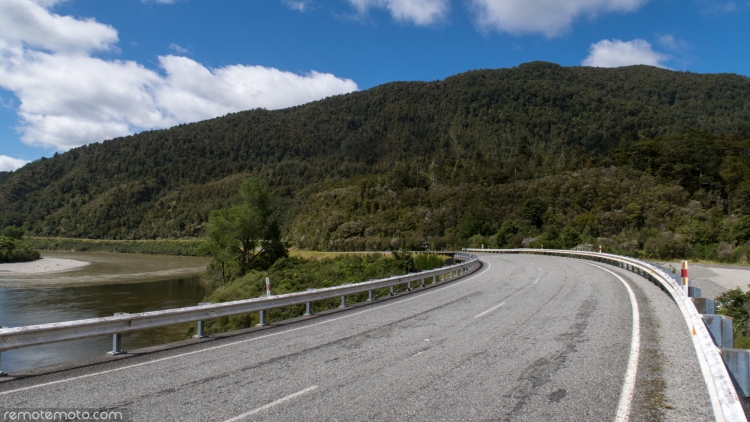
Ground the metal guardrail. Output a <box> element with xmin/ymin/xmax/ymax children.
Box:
<box><xmin>464</xmin><ymin>248</ymin><xmax>746</xmax><ymax>422</ymax></box>
<box><xmin>0</xmin><ymin>253</ymin><xmax>479</xmax><ymax>372</ymax></box>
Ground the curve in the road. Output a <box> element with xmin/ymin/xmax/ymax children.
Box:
<box><xmin>0</xmin><ymin>255</ymin><xmax>712</xmax><ymax>421</ymax></box>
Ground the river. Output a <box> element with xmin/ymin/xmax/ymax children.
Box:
<box><xmin>0</xmin><ymin>251</ymin><xmax>210</xmax><ymax>374</ymax></box>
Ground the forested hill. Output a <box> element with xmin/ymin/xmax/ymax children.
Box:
<box><xmin>2</xmin><ymin>62</ymin><xmax>750</xmax><ymax>259</ymax></box>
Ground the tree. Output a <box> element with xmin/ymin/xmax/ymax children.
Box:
<box><xmin>560</xmin><ymin>226</ymin><xmax>581</xmax><ymax>249</ymax></box>
<box><xmin>523</xmin><ymin>198</ymin><xmax>546</xmax><ymax>228</ymax></box>
<box><xmin>207</xmin><ymin>178</ymin><xmax>287</xmax><ymax>277</ymax></box>
<box><xmin>392</xmin><ymin>250</ymin><xmax>417</xmax><ymax>273</ymax></box>
<box><xmin>3</xmin><ymin>226</ymin><xmax>24</xmax><ymax>240</ymax></box>
<box><xmin>496</xmin><ymin>220</ymin><xmax>520</xmax><ymax>248</ymax></box>
<box><xmin>731</xmin><ymin>216</ymin><xmax>750</xmax><ymax>244</ymax></box>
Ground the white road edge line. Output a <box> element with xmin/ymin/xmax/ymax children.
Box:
<box><xmin>223</xmin><ymin>385</ymin><xmax>318</xmax><ymax>422</ymax></box>
<box><xmin>533</xmin><ymin>278</ymin><xmax>540</xmax><ymax>285</ymax></box>
<box><xmin>0</xmin><ymin>262</ymin><xmax>492</xmax><ymax>396</ymax></box>
<box><xmin>474</xmin><ymin>302</ymin><xmax>506</xmax><ymax>318</ymax></box>
<box><xmin>585</xmin><ymin>262</ymin><xmax>640</xmax><ymax>422</ymax></box>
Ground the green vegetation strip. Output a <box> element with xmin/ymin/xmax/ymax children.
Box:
<box><xmin>199</xmin><ymin>252</ymin><xmax>447</xmax><ymax>336</ymax></box>
<box><xmin>25</xmin><ymin>237</ymin><xmax>209</xmax><ymax>256</ymax></box>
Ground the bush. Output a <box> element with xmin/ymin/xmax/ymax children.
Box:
<box><xmin>467</xmin><ymin>234</ymin><xmax>487</xmax><ymax>248</ymax></box>
<box><xmin>0</xmin><ymin>236</ymin><xmax>40</xmax><ymax>263</ymax></box>
<box><xmin>414</xmin><ymin>254</ymin><xmax>447</xmax><ymax>271</ymax></box>
<box><xmin>2</xmin><ymin>226</ymin><xmax>24</xmax><ymax>240</ymax></box>
<box><xmin>716</xmin><ymin>288</ymin><xmax>750</xmax><ymax>341</ymax></box>
<box><xmin>731</xmin><ymin>216</ymin><xmax>750</xmax><ymax>244</ymax></box>
<box><xmin>201</xmin><ymin>253</ymin><xmax>416</xmax><ymax>334</ymax></box>
<box><xmin>560</xmin><ymin>226</ymin><xmax>581</xmax><ymax>249</ymax></box>
<box><xmin>643</xmin><ymin>232</ymin><xmax>688</xmax><ymax>259</ymax></box>
<box><xmin>496</xmin><ymin>220</ymin><xmax>521</xmax><ymax>248</ymax></box>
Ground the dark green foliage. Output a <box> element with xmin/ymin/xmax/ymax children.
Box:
<box><xmin>2</xmin><ymin>226</ymin><xmax>24</xmax><ymax>240</ymax></box>
<box><xmin>716</xmin><ymin>288</ymin><xmax>750</xmax><ymax>343</ymax></box>
<box><xmin>392</xmin><ymin>250</ymin><xmax>417</xmax><ymax>273</ymax></box>
<box><xmin>201</xmin><ymin>253</ymin><xmax>413</xmax><ymax>333</ymax></box>
<box><xmin>414</xmin><ymin>254</ymin><xmax>447</xmax><ymax>271</ymax></box>
<box><xmin>2</xmin><ymin>63</ymin><xmax>749</xmax><ymax>240</ymax></box>
<box><xmin>1</xmin><ymin>64</ymin><xmax>750</xmax><ymax>262</ymax></box>
<box><xmin>26</xmin><ymin>237</ymin><xmax>208</xmax><ymax>256</ymax></box>
<box><xmin>523</xmin><ymin>198</ymin><xmax>547</xmax><ymax>228</ymax></box>
<box><xmin>0</xmin><ymin>236</ymin><xmax>40</xmax><ymax>263</ymax></box>
<box><xmin>206</xmin><ymin>178</ymin><xmax>288</xmax><ymax>278</ymax></box>
<box><xmin>560</xmin><ymin>226</ymin><xmax>581</xmax><ymax>249</ymax></box>
<box><xmin>496</xmin><ymin>220</ymin><xmax>521</xmax><ymax>247</ymax></box>
<box><xmin>731</xmin><ymin>216</ymin><xmax>750</xmax><ymax>244</ymax></box>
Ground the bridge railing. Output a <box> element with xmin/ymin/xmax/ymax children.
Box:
<box><xmin>464</xmin><ymin>248</ymin><xmax>746</xmax><ymax>422</ymax></box>
<box><xmin>0</xmin><ymin>253</ymin><xmax>479</xmax><ymax>374</ymax></box>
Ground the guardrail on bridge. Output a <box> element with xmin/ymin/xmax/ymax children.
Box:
<box><xmin>464</xmin><ymin>248</ymin><xmax>746</xmax><ymax>422</ymax></box>
<box><xmin>0</xmin><ymin>252</ymin><xmax>479</xmax><ymax>376</ymax></box>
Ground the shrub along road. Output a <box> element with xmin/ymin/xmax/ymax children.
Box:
<box><xmin>0</xmin><ymin>254</ymin><xmax>711</xmax><ymax>421</ymax></box>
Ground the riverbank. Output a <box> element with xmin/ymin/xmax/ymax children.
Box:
<box><xmin>0</xmin><ymin>251</ymin><xmax>210</xmax><ymax>288</ymax></box>
<box><xmin>26</xmin><ymin>237</ymin><xmax>209</xmax><ymax>256</ymax></box>
<box><xmin>0</xmin><ymin>256</ymin><xmax>90</xmax><ymax>274</ymax></box>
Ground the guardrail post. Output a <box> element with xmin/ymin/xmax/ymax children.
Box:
<box><xmin>390</xmin><ymin>286</ymin><xmax>395</xmax><ymax>296</ymax></box>
<box><xmin>421</xmin><ymin>278</ymin><xmax>425</xmax><ymax>288</ymax></box>
<box><xmin>367</xmin><ymin>290</ymin><xmax>373</xmax><ymax>301</ymax></box>
<box><xmin>107</xmin><ymin>313</ymin><xmax>128</xmax><ymax>356</ymax></box>
<box><xmin>304</xmin><ymin>288</ymin><xmax>314</xmax><ymax>315</ymax></box>
<box><xmin>432</xmin><ymin>275</ymin><xmax>436</xmax><ymax>284</ymax></box>
<box><xmin>257</xmin><ymin>310</ymin><xmax>267</xmax><ymax>327</ymax></box>
<box><xmin>194</xmin><ymin>302</ymin><xmax>210</xmax><ymax>339</ymax></box>
<box><xmin>196</xmin><ymin>321</ymin><xmax>207</xmax><ymax>339</ymax></box>
<box><xmin>340</xmin><ymin>295</ymin><xmax>347</xmax><ymax>308</ymax></box>
<box><xmin>407</xmin><ymin>281</ymin><xmax>412</xmax><ymax>291</ymax></box>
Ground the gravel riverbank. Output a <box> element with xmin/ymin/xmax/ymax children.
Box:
<box><xmin>0</xmin><ymin>257</ymin><xmax>90</xmax><ymax>274</ymax></box>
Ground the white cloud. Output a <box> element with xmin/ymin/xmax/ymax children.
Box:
<box><xmin>582</xmin><ymin>39</ymin><xmax>669</xmax><ymax>68</ymax></box>
<box><xmin>0</xmin><ymin>155</ymin><xmax>29</xmax><ymax>172</ymax></box>
<box><xmin>348</xmin><ymin>0</ymin><xmax>448</xmax><ymax>25</ymax></box>
<box><xmin>169</xmin><ymin>43</ymin><xmax>188</xmax><ymax>53</ymax></box>
<box><xmin>696</xmin><ymin>0</ymin><xmax>739</xmax><ymax>13</ymax></box>
<box><xmin>0</xmin><ymin>0</ymin><xmax>358</xmax><ymax>151</ymax></box>
<box><xmin>470</xmin><ymin>0</ymin><xmax>649</xmax><ymax>38</ymax></box>
<box><xmin>657</xmin><ymin>34</ymin><xmax>689</xmax><ymax>51</ymax></box>
<box><xmin>0</xmin><ymin>0</ymin><xmax>117</xmax><ymax>53</ymax></box>
<box><xmin>284</xmin><ymin>0</ymin><xmax>311</xmax><ymax>11</ymax></box>
<box><xmin>153</xmin><ymin>55</ymin><xmax>358</xmax><ymax>124</ymax></box>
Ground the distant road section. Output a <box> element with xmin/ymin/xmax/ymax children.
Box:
<box><xmin>0</xmin><ymin>254</ymin><xmax>713</xmax><ymax>421</ymax></box>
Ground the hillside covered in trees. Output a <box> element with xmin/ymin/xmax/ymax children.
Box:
<box><xmin>1</xmin><ymin>62</ymin><xmax>750</xmax><ymax>260</ymax></box>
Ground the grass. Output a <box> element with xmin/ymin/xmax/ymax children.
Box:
<box><xmin>287</xmin><ymin>249</ymin><xmax>394</xmax><ymax>259</ymax></box>
<box><xmin>656</xmin><ymin>259</ymin><xmax>750</xmax><ymax>268</ymax></box>
<box><xmin>735</xmin><ymin>332</ymin><xmax>750</xmax><ymax>349</ymax></box>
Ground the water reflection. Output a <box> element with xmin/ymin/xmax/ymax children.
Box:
<box><xmin>0</xmin><ymin>252</ymin><xmax>209</xmax><ymax>373</ymax></box>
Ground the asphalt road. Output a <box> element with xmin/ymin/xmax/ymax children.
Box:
<box><xmin>0</xmin><ymin>254</ymin><xmax>713</xmax><ymax>421</ymax></box>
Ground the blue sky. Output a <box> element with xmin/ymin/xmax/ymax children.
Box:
<box><xmin>0</xmin><ymin>0</ymin><xmax>748</xmax><ymax>171</ymax></box>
